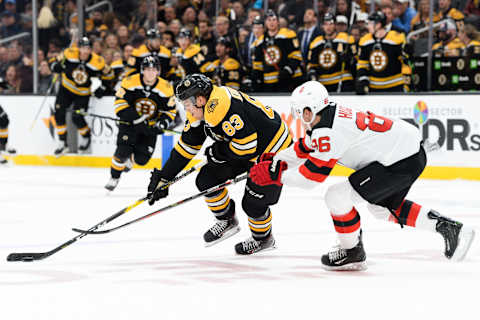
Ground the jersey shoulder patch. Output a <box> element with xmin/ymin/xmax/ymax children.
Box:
<box><xmin>88</xmin><ymin>53</ymin><xmax>106</xmax><ymax>70</ymax></box>
<box><xmin>223</xmin><ymin>58</ymin><xmax>240</xmax><ymax>70</ymax></box>
<box><xmin>359</xmin><ymin>33</ymin><xmax>374</xmax><ymax>46</ymax></box>
<box><xmin>277</xmin><ymin>28</ymin><xmax>297</xmax><ymax>39</ymax></box>
<box><xmin>309</xmin><ymin>35</ymin><xmax>324</xmax><ymax>49</ymax></box>
<box><xmin>121</xmin><ymin>74</ymin><xmax>142</xmax><ymax>91</ymax></box>
<box><xmin>64</xmin><ymin>47</ymin><xmax>79</xmax><ymax>61</ymax></box>
<box><xmin>132</xmin><ymin>44</ymin><xmax>150</xmax><ymax>57</ymax></box>
<box><xmin>153</xmin><ymin>77</ymin><xmax>174</xmax><ymax>97</ymax></box>
<box><xmin>159</xmin><ymin>45</ymin><xmax>172</xmax><ymax>58</ymax></box>
<box><xmin>384</xmin><ymin>31</ymin><xmax>405</xmax><ymax>45</ymax></box>
<box><xmin>204</xmin><ymin>86</ymin><xmax>231</xmax><ymax>127</ymax></box>
<box><xmin>184</xmin><ymin>44</ymin><xmax>201</xmax><ymax>58</ymax></box>
<box><xmin>111</xmin><ymin>59</ymin><xmax>124</xmax><ymax>68</ymax></box>
<box><xmin>252</xmin><ymin>35</ymin><xmax>264</xmax><ymax>47</ymax></box>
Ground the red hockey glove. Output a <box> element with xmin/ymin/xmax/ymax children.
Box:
<box><xmin>257</xmin><ymin>152</ymin><xmax>276</xmax><ymax>163</ymax></box>
<box><xmin>250</xmin><ymin>160</ymin><xmax>288</xmax><ymax>186</ymax></box>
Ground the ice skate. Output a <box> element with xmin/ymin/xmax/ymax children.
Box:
<box><xmin>429</xmin><ymin>211</ymin><xmax>476</xmax><ymax>261</ymax></box>
<box><xmin>54</xmin><ymin>141</ymin><xmax>69</xmax><ymax>158</ymax></box>
<box><xmin>321</xmin><ymin>234</ymin><xmax>367</xmax><ymax>271</ymax></box>
<box><xmin>78</xmin><ymin>135</ymin><xmax>91</xmax><ymax>153</ymax></box>
<box><xmin>234</xmin><ymin>235</ymin><xmax>276</xmax><ymax>255</ymax></box>
<box><xmin>0</xmin><ymin>154</ymin><xmax>8</xmax><ymax>165</ymax></box>
<box><xmin>104</xmin><ymin>177</ymin><xmax>119</xmax><ymax>192</ymax></box>
<box><xmin>203</xmin><ymin>216</ymin><xmax>240</xmax><ymax>247</ymax></box>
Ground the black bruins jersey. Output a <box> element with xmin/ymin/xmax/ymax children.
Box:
<box><xmin>252</xmin><ymin>28</ymin><xmax>303</xmax><ymax>84</ymax></box>
<box><xmin>465</xmin><ymin>40</ymin><xmax>480</xmax><ymax>57</ymax></box>
<box><xmin>307</xmin><ymin>32</ymin><xmax>355</xmax><ymax>86</ymax></box>
<box><xmin>174</xmin><ymin>44</ymin><xmax>206</xmax><ymax>79</ymax></box>
<box><xmin>161</xmin><ymin>86</ymin><xmax>293</xmax><ymax>180</ymax></box>
<box><xmin>439</xmin><ymin>7</ymin><xmax>465</xmax><ymax>33</ymax></box>
<box><xmin>200</xmin><ymin>57</ymin><xmax>242</xmax><ymax>90</ymax></box>
<box><xmin>357</xmin><ymin>31</ymin><xmax>407</xmax><ymax>90</ymax></box>
<box><xmin>432</xmin><ymin>38</ymin><xmax>466</xmax><ymax>57</ymax></box>
<box><xmin>126</xmin><ymin>44</ymin><xmax>172</xmax><ymax>79</ymax></box>
<box><xmin>114</xmin><ymin>73</ymin><xmax>176</xmax><ymax>128</ymax></box>
<box><xmin>50</xmin><ymin>47</ymin><xmax>113</xmax><ymax>96</ymax></box>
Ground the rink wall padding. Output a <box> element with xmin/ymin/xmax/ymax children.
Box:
<box><xmin>1</xmin><ymin>94</ymin><xmax>480</xmax><ymax>180</ymax></box>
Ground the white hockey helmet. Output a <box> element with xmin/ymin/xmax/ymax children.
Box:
<box><xmin>291</xmin><ymin>81</ymin><xmax>330</xmax><ymax>125</ymax></box>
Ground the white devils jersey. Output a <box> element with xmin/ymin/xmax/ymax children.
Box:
<box><xmin>277</xmin><ymin>103</ymin><xmax>421</xmax><ymax>187</ymax></box>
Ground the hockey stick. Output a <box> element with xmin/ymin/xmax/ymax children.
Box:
<box><xmin>76</xmin><ymin>110</ymin><xmax>182</xmax><ymax>135</ymax></box>
<box><xmin>71</xmin><ymin>172</ymin><xmax>248</xmax><ymax>235</ymax></box>
<box><xmin>29</xmin><ymin>74</ymin><xmax>59</xmax><ymax>131</ymax></box>
<box><xmin>6</xmin><ymin>161</ymin><xmax>205</xmax><ymax>262</ymax></box>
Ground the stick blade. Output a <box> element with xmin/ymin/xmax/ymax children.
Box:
<box><xmin>7</xmin><ymin>252</ymin><xmax>45</xmax><ymax>262</ymax></box>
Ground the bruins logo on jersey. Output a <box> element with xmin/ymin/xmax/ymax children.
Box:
<box><xmin>319</xmin><ymin>48</ymin><xmax>337</xmax><ymax>69</ymax></box>
<box><xmin>72</xmin><ymin>66</ymin><xmax>88</xmax><ymax>85</ymax></box>
<box><xmin>370</xmin><ymin>49</ymin><xmax>388</xmax><ymax>72</ymax></box>
<box><xmin>206</xmin><ymin>98</ymin><xmax>218</xmax><ymax>114</ymax></box>
<box><xmin>135</xmin><ymin>98</ymin><xmax>157</xmax><ymax>118</ymax></box>
<box><xmin>264</xmin><ymin>45</ymin><xmax>282</xmax><ymax>66</ymax></box>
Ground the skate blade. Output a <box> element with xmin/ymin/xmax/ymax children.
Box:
<box><xmin>236</xmin><ymin>243</ymin><xmax>278</xmax><ymax>256</ymax></box>
<box><xmin>451</xmin><ymin>226</ymin><xmax>475</xmax><ymax>262</ymax></box>
<box><xmin>321</xmin><ymin>261</ymin><xmax>368</xmax><ymax>272</ymax></box>
<box><xmin>204</xmin><ymin>226</ymin><xmax>241</xmax><ymax>247</ymax></box>
<box><xmin>54</xmin><ymin>150</ymin><xmax>69</xmax><ymax>158</ymax></box>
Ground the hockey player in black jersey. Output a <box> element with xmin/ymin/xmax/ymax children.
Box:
<box><xmin>49</xmin><ymin>36</ymin><xmax>114</xmax><ymax>156</ymax></box>
<box><xmin>105</xmin><ymin>56</ymin><xmax>177</xmax><ymax>191</ymax></box>
<box><xmin>174</xmin><ymin>29</ymin><xmax>207</xmax><ymax>79</ymax></box>
<box><xmin>0</xmin><ymin>105</ymin><xmax>16</xmax><ymax>165</ymax></box>
<box><xmin>126</xmin><ymin>28</ymin><xmax>173</xmax><ymax>80</ymax></box>
<box><xmin>147</xmin><ymin>74</ymin><xmax>292</xmax><ymax>254</ymax></box>
<box><xmin>356</xmin><ymin>12</ymin><xmax>408</xmax><ymax>94</ymax></box>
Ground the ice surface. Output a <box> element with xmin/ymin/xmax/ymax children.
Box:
<box><xmin>1</xmin><ymin>165</ymin><xmax>479</xmax><ymax>320</ymax></box>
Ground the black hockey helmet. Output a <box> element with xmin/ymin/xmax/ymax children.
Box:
<box><xmin>178</xmin><ymin>28</ymin><xmax>193</xmax><ymax>39</ymax></box>
<box><xmin>216</xmin><ymin>36</ymin><xmax>233</xmax><ymax>49</ymax></box>
<box><xmin>323</xmin><ymin>13</ymin><xmax>335</xmax><ymax>23</ymax></box>
<box><xmin>141</xmin><ymin>55</ymin><xmax>161</xmax><ymax>73</ymax></box>
<box><xmin>146</xmin><ymin>28</ymin><xmax>161</xmax><ymax>39</ymax></box>
<box><xmin>176</xmin><ymin>73</ymin><xmax>213</xmax><ymax>102</ymax></box>
<box><xmin>78</xmin><ymin>36</ymin><xmax>91</xmax><ymax>48</ymax></box>
<box><xmin>368</xmin><ymin>11</ymin><xmax>387</xmax><ymax>27</ymax></box>
<box><xmin>252</xmin><ymin>16</ymin><xmax>264</xmax><ymax>26</ymax></box>
<box><xmin>265</xmin><ymin>9</ymin><xmax>278</xmax><ymax>19</ymax></box>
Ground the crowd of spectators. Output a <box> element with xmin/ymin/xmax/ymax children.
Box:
<box><xmin>0</xmin><ymin>0</ymin><xmax>479</xmax><ymax>94</ymax></box>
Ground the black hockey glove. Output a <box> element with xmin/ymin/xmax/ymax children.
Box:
<box><xmin>279</xmin><ymin>66</ymin><xmax>293</xmax><ymax>81</ymax></box>
<box><xmin>355</xmin><ymin>79</ymin><xmax>369</xmax><ymax>95</ymax></box>
<box><xmin>153</xmin><ymin>118</ymin><xmax>170</xmax><ymax>134</ymax></box>
<box><xmin>147</xmin><ymin>168</ymin><xmax>169</xmax><ymax>205</ymax></box>
<box><xmin>94</xmin><ymin>85</ymin><xmax>107</xmax><ymax>98</ymax></box>
<box><xmin>205</xmin><ymin>144</ymin><xmax>227</xmax><ymax>165</ymax></box>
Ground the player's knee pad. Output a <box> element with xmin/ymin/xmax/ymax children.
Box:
<box><xmin>54</xmin><ymin>108</ymin><xmax>67</xmax><ymax>124</ymax></box>
<box><xmin>325</xmin><ymin>182</ymin><xmax>357</xmax><ymax>215</ymax></box>
<box><xmin>242</xmin><ymin>178</ymin><xmax>282</xmax><ymax>218</ymax></box>
<box><xmin>367</xmin><ymin>203</ymin><xmax>391</xmax><ymax>220</ymax></box>
<box><xmin>195</xmin><ymin>165</ymin><xmax>227</xmax><ymax>191</ymax></box>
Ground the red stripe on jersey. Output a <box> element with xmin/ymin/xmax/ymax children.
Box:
<box><xmin>299</xmin><ymin>164</ymin><xmax>328</xmax><ymax>182</ymax></box>
<box><xmin>394</xmin><ymin>200</ymin><xmax>421</xmax><ymax>227</ymax></box>
<box><xmin>307</xmin><ymin>156</ymin><xmax>337</xmax><ymax>169</ymax></box>
<box><xmin>333</xmin><ymin>207</ymin><xmax>358</xmax><ymax>222</ymax></box>
<box><xmin>294</xmin><ymin>138</ymin><xmax>312</xmax><ymax>159</ymax></box>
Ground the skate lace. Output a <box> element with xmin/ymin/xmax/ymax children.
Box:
<box><xmin>210</xmin><ymin>220</ymin><xmax>229</xmax><ymax>236</ymax></box>
<box><xmin>242</xmin><ymin>237</ymin><xmax>259</xmax><ymax>251</ymax></box>
<box><xmin>328</xmin><ymin>247</ymin><xmax>347</xmax><ymax>262</ymax></box>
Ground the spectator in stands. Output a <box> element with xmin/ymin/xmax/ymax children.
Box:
<box><xmin>182</xmin><ymin>6</ymin><xmax>198</xmax><ymax>31</ymax></box>
<box><xmin>459</xmin><ymin>23</ymin><xmax>480</xmax><ymax>56</ymax></box>
<box><xmin>198</xmin><ymin>20</ymin><xmax>216</xmax><ymax>59</ymax></box>
<box><xmin>392</xmin><ymin>0</ymin><xmax>416</xmax><ymax>34</ymax></box>
<box><xmin>105</xmin><ymin>33</ymin><xmax>120</xmax><ymax>51</ymax></box>
<box><xmin>168</xmin><ymin>19</ymin><xmax>182</xmax><ymax>37</ymax></box>
<box><xmin>38</xmin><ymin>60</ymin><xmax>55</xmax><ymax>94</ymax></box>
<box><xmin>438</xmin><ymin>0</ymin><xmax>465</xmax><ymax>32</ymax></box>
<box><xmin>3</xmin><ymin>0</ymin><xmax>18</xmax><ymax>19</ymax></box>
<box><xmin>244</xmin><ymin>8</ymin><xmax>262</xmax><ymax>28</ymax></box>
<box><xmin>281</xmin><ymin>0</ymin><xmax>309</xmax><ymax>28</ymax></box>
<box><xmin>157</xmin><ymin>21</ymin><xmax>167</xmax><ymax>34</ymax></box>
<box><xmin>232</xmin><ymin>1</ymin><xmax>247</xmax><ymax>26</ymax></box>
<box><xmin>432</xmin><ymin>19</ymin><xmax>465</xmax><ymax>57</ymax></box>
<box><xmin>92</xmin><ymin>38</ymin><xmax>105</xmax><ymax>56</ymax></box>
<box><xmin>4</xmin><ymin>65</ymin><xmax>19</xmax><ymax>93</ymax></box>
<box><xmin>116</xmin><ymin>25</ymin><xmax>130</xmax><ymax>49</ymax></box>
<box><xmin>298</xmin><ymin>8</ymin><xmax>322</xmax><ymax>62</ymax></box>
<box><xmin>214</xmin><ymin>15</ymin><xmax>241</xmax><ymax>61</ymax></box>
<box><xmin>1</xmin><ymin>10</ymin><xmax>22</xmax><ymax>38</ymax></box>
<box><xmin>162</xmin><ymin>30</ymin><xmax>176</xmax><ymax>50</ymax></box>
<box><xmin>0</xmin><ymin>46</ymin><xmax>8</xmax><ymax>77</ymax></box>
<box><xmin>332</xmin><ymin>0</ymin><xmax>361</xmax><ymax>29</ymax></box>
<box><xmin>7</xmin><ymin>41</ymin><xmax>23</xmax><ymax>69</ymax></box>
<box><xmin>162</xmin><ymin>4</ymin><xmax>177</xmax><ymax>25</ymax></box>
<box><xmin>464</xmin><ymin>0</ymin><xmax>480</xmax><ymax>29</ymax></box>
<box><xmin>336</xmin><ymin>15</ymin><xmax>349</xmax><ymax>33</ymax></box>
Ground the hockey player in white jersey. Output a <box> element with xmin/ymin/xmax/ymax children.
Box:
<box><xmin>249</xmin><ymin>81</ymin><xmax>475</xmax><ymax>271</ymax></box>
